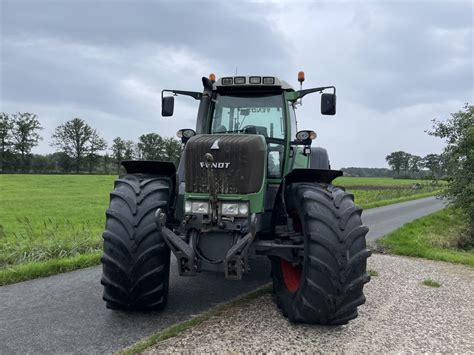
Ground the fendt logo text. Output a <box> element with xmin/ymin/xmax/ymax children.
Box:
<box><xmin>199</xmin><ymin>162</ymin><xmax>231</xmax><ymax>169</ymax></box>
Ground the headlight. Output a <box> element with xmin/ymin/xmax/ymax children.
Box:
<box><xmin>185</xmin><ymin>200</ymin><xmax>210</xmax><ymax>214</ymax></box>
<box><xmin>185</xmin><ymin>200</ymin><xmax>192</xmax><ymax>213</ymax></box>
<box><xmin>221</xmin><ymin>202</ymin><xmax>249</xmax><ymax>217</ymax></box>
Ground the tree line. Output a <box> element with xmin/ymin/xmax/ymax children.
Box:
<box><xmin>385</xmin><ymin>151</ymin><xmax>448</xmax><ymax>179</ymax></box>
<box><xmin>0</xmin><ymin>113</ymin><xmax>181</xmax><ymax>174</ymax></box>
<box><xmin>384</xmin><ymin>104</ymin><xmax>472</xmax><ymax>238</ymax></box>
<box><xmin>340</xmin><ymin>167</ymin><xmax>394</xmax><ymax>178</ymax></box>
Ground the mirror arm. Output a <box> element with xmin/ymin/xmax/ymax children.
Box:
<box><xmin>297</xmin><ymin>86</ymin><xmax>336</xmax><ymax>99</ymax></box>
<box><xmin>290</xmin><ymin>139</ymin><xmax>313</xmax><ymax>146</ymax></box>
<box><xmin>161</xmin><ymin>90</ymin><xmax>202</xmax><ymax>101</ymax></box>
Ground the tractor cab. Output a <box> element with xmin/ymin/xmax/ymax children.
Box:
<box><xmin>209</xmin><ymin>80</ymin><xmax>289</xmax><ymax>179</ymax></box>
<box><xmin>162</xmin><ymin>74</ymin><xmax>336</xmax><ymax>180</ymax></box>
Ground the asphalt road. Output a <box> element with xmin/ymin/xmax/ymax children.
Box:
<box><xmin>362</xmin><ymin>196</ymin><xmax>446</xmax><ymax>241</ymax></box>
<box><xmin>0</xmin><ymin>196</ymin><xmax>445</xmax><ymax>354</ymax></box>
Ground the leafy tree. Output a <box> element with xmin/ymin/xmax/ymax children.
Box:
<box><xmin>409</xmin><ymin>155</ymin><xmax>422</xmax><ymax>175</ymax></box>
<box><xmin>422</xmin><ymin>153</ymin><xmax>441</xmax><ymax>178</ymax></box>
<box><xmin>137</xmin><ymin>133</ymin><xmax>164</xmax><ymax>160</ymax></box>
<box><xmin>340</xmin><ymin>167</ymin><xmax>393</xmax><ymax>178</ymax></box>
<box><xmin>0</xmin><ymin>113</ymin><xmax>14</xmax><ymax>172</ymax></box>
<box><xmin>438</xmin><ymin>152</ymin><xmax>452</xmax><ymax>177</ymax></box>
<box><xmin>111</xmin><ymin>137</ymin><xmax>126</xmax><ymax>174</ymax></box>
<box><xmin>111</xmin><ymin>137</ymin><xmax>126</xmax><ymax>173</ymax></box>
<box><xmin>111</xmin><ymin>138</ymin><xmax>136</xmax><ymax>173</ymax></box>
<box><xmin>30</xmin><ymin>154</ymin><xmax>55</xmax><ymax>173</ymax></box>
<box><xmin>162</xmin><ymin>137</ymin><xmax>182</xmax><ymax>165</ymax></box>
<box><xmin>51</xmin><ymin>118</ymin><xmax>93</xmax><ymax>173</ymax></box>
<box><xmin>86</xmin><ymin>129</ymin><xmax>107</xmax><ymax>173</ymax></box>
<box><xmin>52</xmin><ymin>152</ymin><xmax>73</xmax><ymax>172</ymax></box>
<box><xmin>385</xmin><ymin>151</ymin><xmax>407</xmax><ymax>176</ymax></box>
<box><xmin>11</xmin><ymin>112</ymin><xmax>43</xmax><ymax>172</ymax></box>
<box><xmin>428</xmin><ymin>103</ymin><xmax>473</xmax><ymax>238</ymax></box>
<box><xmin>401</xmin><ymin>152</ymin><xmax>412</xmax><ymax>174</ymax></box>
<box><xmin>124</xmin><ymin>140</ymin><xmax>136</xmax><ymax>160</ymax></box>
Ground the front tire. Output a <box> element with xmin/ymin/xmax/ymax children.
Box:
<box><xmin>101</xmin><ymin>174</ymin><xmax>172</xmax><ymax>310</ymax></box>
<box><xmin>271</xmin><ymin>183</ymin><xmax>371</xmax><ymax>325</ymax></box>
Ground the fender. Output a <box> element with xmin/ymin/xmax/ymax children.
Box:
<box><xmin>270</xmin><ymin>168</ymin><xmax>343</xmax><ymax>229</ymax></box>
<box><xmin>121</xmin><ymin>160</ymin><xmax>177</xmax><ymax>202</ymax></box>
<box><xmin>121</xmin><ymin>160</ymin><xmax>176</xmax><ymax>176</ymax></box>
<box><xmin>284</xmin><ymin>168</ymin><xmax>342</xmax><ymax>185</ymax></box>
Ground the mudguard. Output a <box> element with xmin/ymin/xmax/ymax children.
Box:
<box><xmin>270</xmin><ymin>168</ymin><xmax>343</xmax><ymax>228</ymax></box>
<box><xmin>121</xmin><ymin>160</ymin><xmax>177</xmax><ymax>202</ymax></box>
<box><xmin>121</xmin><ymin>160</ymin><xmax>176</xmax><ymax>176</ymax></box>
<box><xmin>284</xmin><ymin>168</ymin><xmax>342</xmax><ymax>185</ymax></box>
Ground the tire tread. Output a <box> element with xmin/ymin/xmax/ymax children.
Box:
<box><xmin>271</xmin><ymin>183</ymin><xmax>371</xmax><ymax>325</ymax></box>
<box><xmin>101</xmin><ymin>173</ymin><xmax>171</xmax><ymax>310</ymax></box>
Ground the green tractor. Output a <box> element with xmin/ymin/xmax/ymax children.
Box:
<box><xmin>101</xmin><ymin>73</ymin><xmax>371</xmax><ymax>324</ymax></box>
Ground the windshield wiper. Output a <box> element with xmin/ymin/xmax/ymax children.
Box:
<box><xmin>218</xmin><ymin>129</ymin><xmax>245</xmax><ymax>134</ymax></box>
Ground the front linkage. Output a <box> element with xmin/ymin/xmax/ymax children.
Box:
<box><xmin>155</xmin><ymin>208</ymin><xmax>258</xmax><ymax>280</ymax></box>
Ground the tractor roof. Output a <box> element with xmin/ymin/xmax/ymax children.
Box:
<box><xmin>214</xmin><ymin>76</ymin><xmax>294</xmax><ymax>91</ymax></box>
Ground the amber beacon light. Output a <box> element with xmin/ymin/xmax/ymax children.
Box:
<box><xmin>298</xmin><ymin>71</ymin><xmax>305</xmax><ymax>83</ymax></box>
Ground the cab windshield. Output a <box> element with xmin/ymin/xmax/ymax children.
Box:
<box><xmin>210</xmin><ymin>94</ymin><xmax>285</xmax><ymax>139</ymax></box>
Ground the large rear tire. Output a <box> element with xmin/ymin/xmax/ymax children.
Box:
<box><xmin>101</xmin><ymin>174</ymin><xmax>172</xmax><ymax>310</ymax></box>
<box><xmin>271</xmin><ymin>183</ymin><xmax>371</xmax><ymax>325</ymax></box>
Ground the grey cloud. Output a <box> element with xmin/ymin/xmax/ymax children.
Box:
<box><xmin>0</xmin><ymin>0</ymin><xmax>472</xmax><ymax>167</ymax></box>
<box><xmin>1</xmin><ymin>0</ymin><xmax>290</xmax><ymax>118</ymax></box>
<box><xmin>349</xmin><ymin>2</ymin><xmax>472</xmax><ymax>109</ymax></box>
<box><xmin>1</xmin><ymin>1</ymin><xmax>287</xmax><ymax>68</ymax></box>
<box><xmin>332</xmin><ymin>1</ymin><xmax>470</xmax><ymax>111</ymax></box>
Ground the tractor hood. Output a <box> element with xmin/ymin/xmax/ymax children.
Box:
<box><xmin>184</xmin><ymin>134</ymin><xmax>266</xmax><ymax>195</ymax></box>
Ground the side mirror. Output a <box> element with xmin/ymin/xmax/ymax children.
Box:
<box><xmin>177</xmin><ymin>128</ymin><xmax>196</xmax><ymax>144</ymax></box>
<box><xmin>321</xmin><ymin>93</ymin><xmax>336</xmax><ymax>115</ymax></box>
<box><xmin>162</xmin><ymin>96</ymin><xmax>174</xmax><ymax>117</ymax></box>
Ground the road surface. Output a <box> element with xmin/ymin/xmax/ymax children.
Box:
<box><xmin>362</xmin><ymin>196</ymin><xmax>445</xmax><ymax>241</ymax></box>
<box><xmin>0</xmin><ymin>196</ymin><xmax>445</xmax><ymax>354</ymax></box>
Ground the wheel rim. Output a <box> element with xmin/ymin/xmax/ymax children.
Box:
<box><xmin>280</xmin><ymin>259</ymin><xmax>302</xmax><ymax>293</ymax></box>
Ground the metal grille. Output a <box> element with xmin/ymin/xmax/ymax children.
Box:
<box><xmin>185</xmin><ymin>134</ymin><xmax>266</xmax><ymax>194</ymax></box>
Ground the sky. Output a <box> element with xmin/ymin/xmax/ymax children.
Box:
<box><xmin>1</xmin><ymin>0</ymin><xmax>472</xmax><ymax>168</ymax></box>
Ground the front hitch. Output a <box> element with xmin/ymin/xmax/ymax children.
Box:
<box><xmin>155</xmin><ymin>209</ymin><xmax>197</xmax><ymax>276</ymax></box>
<box><xmin>223</xmin><ymin>214</ymin><xmax>258</xmax><ymax>280</ymax></box>
<box><xmin>156</xmin><ymin>209</ymin><xmax>258</xmax><ymax>280</ymax></box>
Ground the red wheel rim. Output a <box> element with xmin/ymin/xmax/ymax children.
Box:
<box><xmin>280</xmin><ymin>259</ymin><xmax>302</xmax><ymax>293</ymax></box>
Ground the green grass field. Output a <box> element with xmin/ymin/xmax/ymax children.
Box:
<box><xmin>0</xmin><ymin>174</ymin><xmax>441</xmax><ymax>285</ymax></box>
<box><xmin>377</xmin><ymin>208</ymin><xmax>473</xmax><ymax>266</ymax></box>
<box><xmin>0</xmin><ymin>175</ymin><xmax>115</xmax><ymax>284</ymax></box>
<box><xmin>334</xmin><ymin>176</ymin><xmax>434</xmax><ymax>186</ymax></box>
<box><xmin>334</xmin><ymin>176</ymin><xmax>442</xmax><ymax>209</ymax></box>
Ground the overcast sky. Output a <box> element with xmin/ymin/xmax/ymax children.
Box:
<box><xmin>1</xmin><ymin>0</ymin><xmax>472</xmax><ymax>168</ymax></box>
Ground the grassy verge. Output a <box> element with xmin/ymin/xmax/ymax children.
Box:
<box><xmin>334</xmin><ymin>176</ymin><xmax>443</xmax><ymax>209</ymax></box>
<box><xmin>377</xmin><ymin>208</ymin><xmax>473</xmax><ymax>266</ymax></box>
<box><xmin>356</xmin><ymin>190</ymin><xmax>439</xmax><ymax>209</ymax></box>
<box><xmin>0</xmin><ymin>252</ymin><xmax>101</xmax><ymax>286</ymax></box>
<box><xmin>0</xmin><ymin>174</ymin><xmax>113</xmax><ymax>286</ymax></box>
<box><xmin>118</xmin><ymin>284</ymin><xmax>272</xmax><ymax>355</ymax></box>
<box><xmin>334</xmin><ymin>176</ymin><xmax>441</xmax><ymax>186</ymax></box>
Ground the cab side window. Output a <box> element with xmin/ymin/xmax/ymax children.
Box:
<box><xmin>288</xmin><ymin>103</ymin><xmax>297</xmax><ymax>137</ymax></box>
